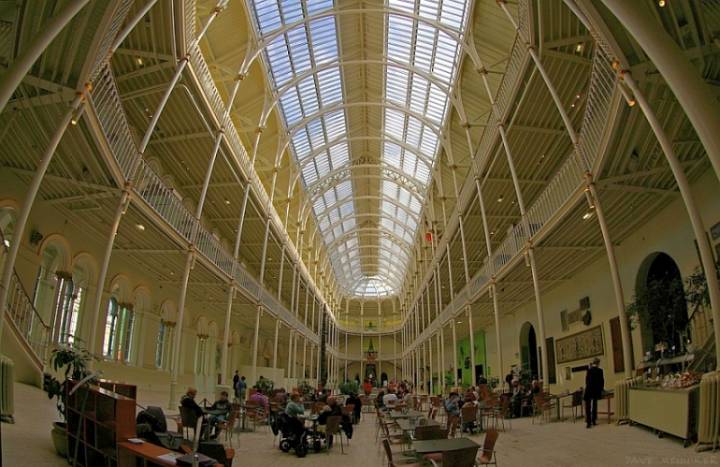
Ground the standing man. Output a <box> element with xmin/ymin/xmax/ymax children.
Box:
<box><xmin>584</xmin><ymin>357</ymin><xmax>604</xmax><ymax>428</ymax></box>
<box><xmin>233</xmin><ymin>370</ymin><xmax>240</xmax><ymax>399</ymax></box>
<box><xmin>237</xmin><ymin>375</ymin><xmax>247</xmax><ymax>402</ymax></box>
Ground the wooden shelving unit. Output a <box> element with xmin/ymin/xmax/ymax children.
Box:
<box><xmin>65</xmin><ymin>381</ymin><xmax>137</xmax><ymax>467</ymax></box>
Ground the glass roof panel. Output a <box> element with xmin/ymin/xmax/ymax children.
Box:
<box><xmin>249</xmin><ymin>0</ymin><xmax>470</xmax><ymax>298</ymax></box>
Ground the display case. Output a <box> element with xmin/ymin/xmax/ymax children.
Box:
<box><xmin>628</xmin><ymin>385</ymin><xmax>699</xmax><ymax>447</ymax></box>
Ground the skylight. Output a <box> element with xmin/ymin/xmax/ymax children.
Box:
<box><xmin>248</xmin><ymin>0</ymin><xmax>470</xmax><ymax>298</ymax></box>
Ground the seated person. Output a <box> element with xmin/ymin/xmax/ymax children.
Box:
<box><xmin>180</xmin><ymin>387</ymin><xmax>204</xmax><ymax>418</ymax></box>
<box><xmin>180</xmin><ymin>387</ymin><xmax>207</xmax><ymax>437</ymax></box>
<box><xmin>208</xmin><ymin>391</ymin><xmax>231</xmax><ymax>438</ymax></box>
<box><xmin>317</xmin><ymin>397</ymin><xmax>352</xmax><ymax>446</ymax></box>
<box><xmin>249</xmin><ymin>389</ymin><xmax>270</xmax><ymax>414</ymax></box>
<box><xmin>376</xmin><ymin>390</ymin><xmax>386</xmax><ymax>409</ymax></box>
<box><xmin>463</xmin><ymin>390</ymin><xmax>478</xmax><ymax>406</ymax></box>
<box><xmin>345</xmin><ymin>392</ymin><xmax>362</xmax><ymax>422</ymax></box>
<box><xmin>444</xmin><ymin>392</ymin><xmax>461</xmax><ymax>419</ymax></box>
<box><xmin>283</xmin><ymin>393</ymin><xmax>306</xmax><ymax>441</ymax></box>
<box><xmin>382</xmin><ymin>389</ymin><xmax>399</xmax><ymax>408</ymax></box>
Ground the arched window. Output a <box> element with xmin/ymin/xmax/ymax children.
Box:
<box><xmin>194</xmin><ymin>335</ymin><xmax>209</xmax><ymax>375</ymax></box>
<box><xmin>119</xmin><ymin>306</ymin><xmax>135</xmax><ymax>363</ymax></box>
<box><xmin>156</xmin><ymin>321</ymin><xmax>167</xmax><ymax>369</ymax></box>
<box><xmin>103</xmin><ymin>298</ymin><xmax>119</xmax><ymax>357</ymax></box>
<box><xmin>57</xmin><ymin>277</ymin><xmax>78</xmax><ymax>345</ymax></box>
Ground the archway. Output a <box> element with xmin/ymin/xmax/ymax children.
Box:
<box><xmin>519</xmin><ymin>322</ymin><xmax>539</xmax><ymax>379</ymax></box>
<box><xmin>635</xmin><ymin>252</ymin><xmax>688</xmax><ymax>354</ymax></box>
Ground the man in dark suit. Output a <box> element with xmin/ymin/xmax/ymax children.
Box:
<box><xmin>584</xmin><ymin>357</ymin><xmax>604</xmax><ymax>428</ymax></box>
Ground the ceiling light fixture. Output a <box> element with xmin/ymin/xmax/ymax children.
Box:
<box><xmin>582</xmin><ymin>211</ymin><xmax>594</xmax><ymax>221</ymax></box>
<box><xmin>658</xmin><ymin>0</ymin><xmax>666</xmax><ymax>7</ymax></box>
<box><xmin>136</xmin><ymin>57</ymin><xmax>144</xmax><ymax>66</ymax></box>
<box><xmin>135</xmin><ymin>223</ymin><xmax>145</xmax><ymax>231</ymax></box>
<box><xmin>497</xmin><ymin>194</ymin><xmax>504</xmax><ymax>203</ymax></box>
<box><xmin>575</xmin><ymin>43</ymin><xmax>584</xmax><ymax>53</ymax></box>
<box><xmin>224</xmin><ymin>199</ymin><xmax>231</xmax><ymax>205</ymax></box>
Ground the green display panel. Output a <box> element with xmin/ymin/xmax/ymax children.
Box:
<box><xmin>456</xmin><ymin>331</ymin><xmax>488</xmax><ymax>387</ymax></box>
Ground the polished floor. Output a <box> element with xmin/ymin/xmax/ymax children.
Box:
<box><xmin>2</xmin><ymin>383</ymin><xmax>718</xmax><ymax>466</ymax></box>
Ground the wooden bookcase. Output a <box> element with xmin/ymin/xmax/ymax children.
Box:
<box><xmin>97</xmin><ymin>379</ymin><xmax>137</xmax><ymax>400</ymax></box>
<box><xmin>65</xmin><ymin>381</ymin><xmax>137</xmax><ymax>467</ymax></box>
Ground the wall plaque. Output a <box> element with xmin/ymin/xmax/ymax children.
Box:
<box><xmin>555</xmin><ymin>325</ymin><xmax>604</xmax><ymax>364</ymax></box>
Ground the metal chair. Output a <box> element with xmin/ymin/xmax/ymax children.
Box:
<box><xmin>325</xmin><ymin>415</ymin><xmax>346</xmax><ymax>454</ymax></box>
<box><xmin>562</xmin><ymin>390</ymin><xmax>583</xmax><ymax>423</ymax></box>
<box><xmin>477</xmin><ymin>429</ymin><xmax>499</xmax><ymax>466</ymax></box>
<box><xmin>461</xmin><ymin>404</ymin><xmax>479</xmax><ymax>434</ymax></box>
<box><xmin>382</xmin><ymin>439</ymin><xmax>422</xmax><ymax>467</ymax></box>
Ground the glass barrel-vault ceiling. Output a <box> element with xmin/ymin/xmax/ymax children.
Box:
<box><xmin>246</xmin><ymin>0</ymin><xmax>470</xmax><ymax>298</ymax></box>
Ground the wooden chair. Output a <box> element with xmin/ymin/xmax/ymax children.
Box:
<box><xmin>325</xmin><ymin>415</ymin><xmax>346</xmax><ymax>454</ymax></box>
<box><xmin>496</xmin><ymin>396</ymin><xmax>512</xmax><ymax>431</ymax></box>
<box><xmin>217</xmin><ymin>409</ymin><xmax>237</xmax><ymax>447</ymax></box>
<box><xmin>382</xmin><ymin>439</ymin><xmax>422</xmax><ymax>467</ymax></box>
<box><xmin>427</xmin><ymin>446</ymin><xmax>479</xmax><ymax>467</ymax></box>
<box><xmin>532</xmin><ymin>394</ymin><xmax>555</xmax><ymax>424</ymax></box>
<box><xmin>461</xmin><ymin>404</ymin><xmax>479</xmax><ymax>434</ymax></box>
<box><xmin>562</xmin><ymin>390</ymin><xmax>583</xmax><ymax>423</ymax></box>
<box><xmin>477</xmin><ymin>429</ymin><xmax>499</xmax><ymax>466</ymax></box>
<box><xmin>480</xmin><ymin>396</ymin><xmax>499</xmax><ymax>430</ymax></box>
<box><xmin>343</xmin><ymin>404</ymin><xmax>355</xmax><ymax>424</ymax></box>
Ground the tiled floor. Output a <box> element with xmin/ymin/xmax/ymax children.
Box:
<box><xmin>2</xmin><ymin>382</ymin><xmax>719</xmax><ymax>466</ymax></box>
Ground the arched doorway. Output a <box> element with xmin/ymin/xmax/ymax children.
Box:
<box><xmin>519</xmin><ymin>322</ymin><xmax>539</xmax><ymax>379</ymax></box>
<box><xmin>635</xmin><ymin>252</ymin><xmax>688</xmax><ymax>354</ymax></box>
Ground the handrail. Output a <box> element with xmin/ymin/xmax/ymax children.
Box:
<box><xmin>87</xmin><ymin>63</ymin><xmax>322</xmax><ymax>345</ymax></box>
<box><xmin>0</xmin><ymin>228</ymin><xmax>50</xmax><ymax>364</ymax></box>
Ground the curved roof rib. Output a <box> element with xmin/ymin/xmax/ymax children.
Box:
<box><xmin>247</xmin><ymin>0</ymin><xmax>471</xmax><ymax>298</ymax></box>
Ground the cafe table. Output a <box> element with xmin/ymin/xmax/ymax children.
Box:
<box><xmin>413</xmin><ymin>437</ymin><xmax>480</xmax><ymax>454</ymax></box>
<box><xmin>388</xmin><ymin>409</ymin><xmax>424</xmax><ymax>420</ymax></box>
<box><xmin>396</xmin><ymin>418</ymin><xmax>440</xmax><ymax>431</ymax></box>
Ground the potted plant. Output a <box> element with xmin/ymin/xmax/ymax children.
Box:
<box><xmin>338</xmin><ymin>380</ymin><xmax>359</xmax><ymax>395</ymax></box>
<box><xmin>254</xmin><ymin>376</ymin><xmax>274</xmax><ymax>395</ymax></box>
<box><xmin>42</xmin><ymin>343</ymin><xmax>94</xmax><ymax>457</ymax></box>
<box><xmin>297</xmin><ymin>380</ymin><xmax>315</xmax><ymax>401</ymax></box>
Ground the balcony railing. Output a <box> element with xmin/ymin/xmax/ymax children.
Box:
<box><xmin>403</xmin><ymin>27</ymin><xmax>622</xmax><ymax>352</ymax></box>
<box><xmin>87</xmin><ymin>63</ymin><xmax>320</xmax><ymax>343</ymax></box>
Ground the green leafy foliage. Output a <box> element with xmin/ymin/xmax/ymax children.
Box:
<box><xmin>254</xmin><ymin>377</ymin><xmax>274</xmax><ymax>395</ymax></box>
<box><xmin>339</xmin><ymin>380</ymin><xmax>359</xmax><ymax>395</ymax></box>
<box><xmin>42</xmin><ymin>343</ymin><xmax>94</xmax><ymax>420</ymax></box>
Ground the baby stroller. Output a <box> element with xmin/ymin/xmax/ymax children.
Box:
<box><xmin>274</xmin><ymin>413</ymin><xmax>309</xmax><ymax>457</ymax></box>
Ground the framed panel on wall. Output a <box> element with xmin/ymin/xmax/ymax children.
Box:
<box><xmin>555</xmin><ymin>325</ymin><xmax>604</xmax><ymax>364</ymax></box>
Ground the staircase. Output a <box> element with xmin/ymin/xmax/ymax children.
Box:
<box><xmin>0</xmin><ymin>229</ymin><xmax>49</xmax><ymax>376</ymax></box>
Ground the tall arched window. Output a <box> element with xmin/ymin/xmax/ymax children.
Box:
<box><xmin>119</xmin><ymin>306</ymin><xmax>135</xmax><ymax>362</ymax></box>
<box><xmin>103</xmin><ymin>298</ymin><xmax>119</xmax><ymax>357</ymax></box>
<box><xmin>156</xmin><ymin>321</ymin><xmax>167</xmax><ymax>369</ymax></box>
<box><xmin>194</xmin><ymin>335</ymin><xmax>209</xmax><ymax>375</ymax></box>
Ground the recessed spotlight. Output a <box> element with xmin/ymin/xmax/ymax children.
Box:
<box><xmin>575</xmin><ymin>43</ymin><xmax>584</xmax><ymax>53</ymax></box>
<box><xmin>136</xmin><ymin>223</ymin><xmax>145</xmax><ymax>231</ymax></box>
<box><xmin>3</xmin><ymin>239</ymin><xmax>9</xmax><ymax>248</ymax></box>
<box><xmin>456</xmin><ymin>321</ymin><xmax>463</xmax><ymax>324</ymax></box>
<box><xmin>170</xmin><ymin>271</ymin><xmax>175</xmax><ymax>276</ymax></box>
<box><xmin>658</xmin><ymin>0</ymin><xmax>666</xmax><ymax>7</ymax></box>
<box><xmin>489</xmin><ymin>231</ymin><xmax>495</xmax><ymax>236</ymax></box>
<box><xmin>497</xmin><ymin>195</ymin><xmax>504</xmax><ymax>203</ymax></box>
<box><xmin>224</xmin><ymin>199</ymin><xmax>231</xmax><ymax>205</ymax></box>
<box><xmin>136</xmin><ymin>57</ymin><xmax>144</xmax><ymax>66</ymax></box>
<box><xmin>582</xmin><ymin>211</ymin><xmax>594</xmax><ymax>221</ymax></box>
